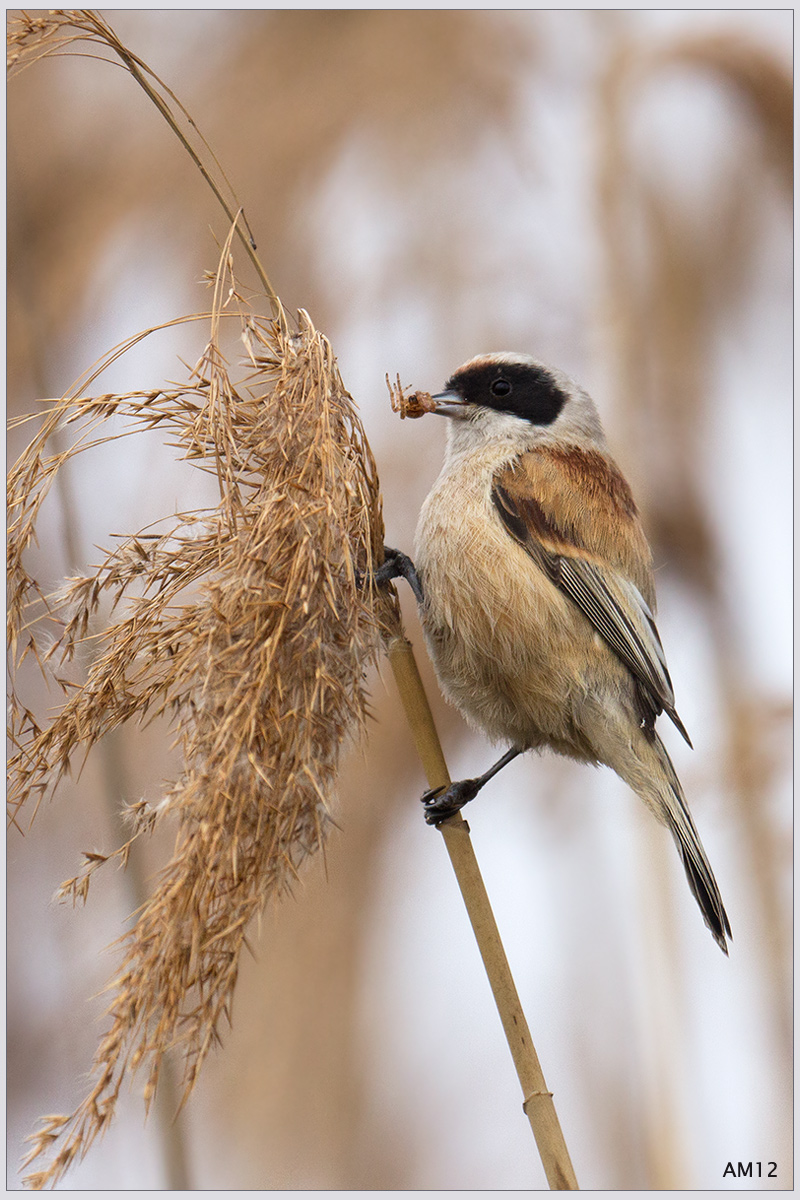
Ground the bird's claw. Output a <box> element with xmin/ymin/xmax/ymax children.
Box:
<box><xmin>356</xmin><ymin>546</ymin><xmax>424</xmax><ymax>603</ymax></box>
<box><xmin>421</xmin><ymin>778</ymin><xmax>482</xmax><ymax>825</ymax></box>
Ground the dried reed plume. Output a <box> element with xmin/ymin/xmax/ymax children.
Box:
<box><xmin>8</xmin><ymin>226</ymin><xmax>397</xmax><ymax>1186</ymax></box>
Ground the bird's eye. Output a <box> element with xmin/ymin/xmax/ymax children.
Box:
<box><xmin>490</xmin><ymin>378</ymin><xmax>511</xmax><ymax>397</ymax></box>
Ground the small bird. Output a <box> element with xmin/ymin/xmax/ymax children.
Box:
<box><xmin>393</xmin><ymin>352</ymin><xmax>730</xmax><ymax>953</ymax></box>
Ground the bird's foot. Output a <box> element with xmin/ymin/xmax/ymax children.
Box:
<box><xmin>358</xmin><ymin>546</ymin><xmax>424</xmax><ymax>603</ymax></box>
<box><xmin>421</xmin><ymin>778</ymin><xmax>483</xmax><ymax>825</ymax></box>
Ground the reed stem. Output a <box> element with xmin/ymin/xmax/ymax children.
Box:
<box><xmin>386</xmin><ymin>635</ymin><xmax>578</xmax><ymax>1190</ymax></box>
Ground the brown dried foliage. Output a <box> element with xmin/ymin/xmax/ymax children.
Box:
<box><xmin>8</xmin><ymin>225</ymin><xmax>398</xmax><ymax>1185</ymax></box>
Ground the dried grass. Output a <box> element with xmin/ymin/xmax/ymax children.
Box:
<box><xmin>8</xmin><ymin>224</ymin><xmax>398</xmax><ymax>1186</ymax></box>
<box><xmin>8</xmin><ymin>13</ymin><xmax>402</xmax><ymax>1187</ymax></box>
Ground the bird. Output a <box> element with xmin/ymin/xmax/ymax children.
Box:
<box><xmin>385</xmin><ymin>352</ymin><xmax>731</xmax><ymax>954</ymax></box>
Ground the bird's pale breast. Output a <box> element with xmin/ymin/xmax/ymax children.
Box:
<box><xmin>414</xmin><ymin>446</ymin><xmax>614</xmax><ymax>752</ymax></box>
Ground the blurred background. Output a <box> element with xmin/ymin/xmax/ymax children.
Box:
<box><xmin>7</xmin><ymin>9</ymin><xmax>792</xmax><ymax>1191</ymax></box>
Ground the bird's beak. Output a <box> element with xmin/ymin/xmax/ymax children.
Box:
<box><xmin>431</xmin><ymin>390</ymin><xmax>470</xmax><ymax>419</ymax></box>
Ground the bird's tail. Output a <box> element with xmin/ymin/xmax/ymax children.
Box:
<box><xmin>619</xmin><ymin>734</ymin><xmax>731</xmax><ymax>954</ymax></box>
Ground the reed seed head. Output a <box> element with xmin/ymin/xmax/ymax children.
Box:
<box><xmin>9</xmin><ymin>241</ymin><xmax>398</xmax><ymax>1185</ymax></box>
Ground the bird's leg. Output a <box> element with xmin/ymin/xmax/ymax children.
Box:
<box><xmin>422</xmin><ymin>747</ymin><xmax>523</xmax><ymax>824</ymax></box>
<box><xmin>362</xmin><ymin>546</ymin><xmax>424</xmax><ymax>603</ymax></box>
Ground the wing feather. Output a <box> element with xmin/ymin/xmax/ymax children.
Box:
<box><xmin>492</xmin><ymin>470</ymin><xmax>692</xmax><ymax>747</ymax></box>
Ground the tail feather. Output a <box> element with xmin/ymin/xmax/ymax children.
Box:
<box><xmin>653</xmin><ymin>736</ymin><xmax>731</xmax><ymax>954</ymax></box>
<box><xmin>670</xmin><ymin>815</ymin><xmax>732</xmax><ymax>954</ymax></box>
<box><xmin>613</xmin><ymin>730</ymin><xmax>731</xmax><ymax>953</ymax></box>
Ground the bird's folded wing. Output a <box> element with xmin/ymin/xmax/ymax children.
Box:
<box><xmin>492</xmin><ymin>479</ymin><xmax>692</xmax><ymax>746</ymax></box>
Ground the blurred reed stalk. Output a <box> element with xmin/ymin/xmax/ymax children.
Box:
<box><xmin>7</xmin><ymin>10</ymin><xmax>577</xmax><ymax>1190</ymax></box>
<box><xmin>597</xmin><ymin>25</ymin><xmax>792</xmax><ymax>1187</ymax></box>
